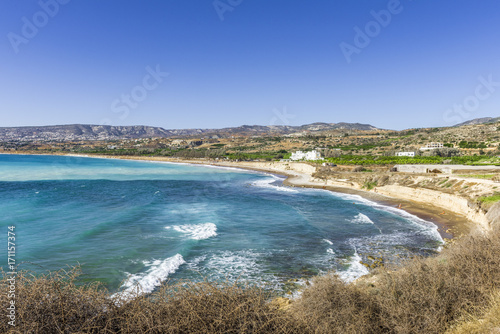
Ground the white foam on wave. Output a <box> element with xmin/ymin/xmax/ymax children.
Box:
<box><xmin>205</xmin><ymin>250</ymin><xmax>261</xmax><ymax>276</ymax></box>
<box><xmin>350</xmin><ymin>213</ymin><xmax>383</xmax><ymax>233</ymax></box>
<box><xmin>323</xmin><ymin>238</ymin><xmax>333</xmax><ymax>245</ymax></box>
<box><xmin>327</xmin><ymin>248</ymin><xmax>335</xmax><ymax>255</ymax></box>
<box><xmin>338</xmin><ymin>251</ymin><xmax>369</xmax><ymax>282</ymax></box>
<box><xmin>251</xmin><ymin>175</ymin><xmax>299</xmax><ymax>193</ymax></box>
<box><xmin>165</xmin><ymin>222</ymin><xmax>217</xmax><ymax>240</ymax></box>
<box><xmin>185</xmin><ymin>250</ymin><xmax>271</xmax><ymax>286</ymax></box>
<box><xmin>329</xmin><ymin>192</ymin><xmax>443</xmax><ymax>244</ymax></box>
<box><xmin>351</xmin><ymin>213</ymin><xmax>374</xmax><ymax>224</ymax></box>
<box><xmin>113</xmin><ymin>254</ymin><xmax>185</xmax><ymax>300</ymax></box>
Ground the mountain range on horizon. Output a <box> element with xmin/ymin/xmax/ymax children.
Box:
<box><xmin>0</xmin><ymin>122</ymin><xmax>379</xmax><ymax>142</ymax></box>
<box><xmin>453</xmin><ymin>117</ymin><xmax>500</xmax><ymax>127</ymax></box>
<box><xmin>0</xmin><ymin>117</ymin><xmax>498</xmax><ymax>142</ymax></box>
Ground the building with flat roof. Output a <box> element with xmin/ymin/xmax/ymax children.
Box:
<box><xmin>396</xmin><ymin>152</ymin><xmax>415</xmax><ymax>157</ymax></box>
<box><xmin>290</xmin><ymin>150</ymin><xmax>322</xmax><ymax>161</ymax></box>
<box><xmin>420</xmin><ymin>142</ymin><xmax>444</xmax><ymax>151</ymax></box>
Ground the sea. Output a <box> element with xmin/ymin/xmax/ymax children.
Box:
<box><xmin>0</xmin><ymin>154</ymin><xmax>443</xmax><ymax>297</ymax></box>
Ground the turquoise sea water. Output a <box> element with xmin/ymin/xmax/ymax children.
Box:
<box><xmin>0</xmin><ymin>154</ymin><xmax>442</xmax><ymax>296</ymax></box>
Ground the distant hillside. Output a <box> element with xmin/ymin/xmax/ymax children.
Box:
<box><xmin>0</xmin><ymin>125</ymin><xmax>175</xmax><ymax>142</ymax></box>
<box><xmin>454</xmin><ymin>117</ymin><xmax>500</xmax><ymax>127</ymax></box>
<box><xmin>0</xmin><ymin>122</ymin><xmax>380</xmax><ymax>142</ymax></box>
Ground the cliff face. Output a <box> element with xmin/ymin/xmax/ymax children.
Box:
<box><xmin>486</xmin><ymin>202</ymin><xmax>500</xmax><ymax>228</ymax></box>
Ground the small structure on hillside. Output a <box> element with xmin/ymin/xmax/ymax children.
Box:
<box><xmin>290</xmin><ymin>150</ymin><xmax>322</xmax><ymax>161</ymax></box>
<box><xmin>396</xmin><ymin>151</ymin><xmax>415</xmax><ymax>157</ymax></box>
<box><xmin>420</xmin><ymin>142</ymin><xmax>444</xmax><ymax>151</ymax></box>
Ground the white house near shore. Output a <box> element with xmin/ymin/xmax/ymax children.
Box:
<box><xmin>396</xmin><ymin>152</ymin><xmax>415</xmax><ymax>157</ymax></box>
<box><xmin>290</xmin><ymin>150</ymin><xmax>322</xmax><ymax>161</ymax></box>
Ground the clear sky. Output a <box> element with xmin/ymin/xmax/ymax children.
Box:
<box><xmin>1</xmin><ymin>1</ymin><xmax>500</xmax><ymax>130</ymax></box>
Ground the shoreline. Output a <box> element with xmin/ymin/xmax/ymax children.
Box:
<box><xmin>6</xmin><ymin>152</ymin><xmax>476</xmax><ymax>239</ymax></box>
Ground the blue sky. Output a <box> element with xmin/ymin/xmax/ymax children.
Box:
<box><xmin>1</xmin><ymin>0</ymin><xmax>500</xmax><ymax>130</ymax></box>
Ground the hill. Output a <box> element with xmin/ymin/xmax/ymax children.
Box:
<box><xmin>454</xmin><ymin>117</ymin><xmax>500</xmax><ymax>127</ymax></box>
<box><xmin>0</xmin><ymin>122</ymin><xmax>380</xmax><ymax>142</ymax></box>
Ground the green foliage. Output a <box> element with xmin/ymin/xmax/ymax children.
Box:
<box><xmin>324</xmin><ymin>155</ymin><xmax>489</xmax><ymax>166</ymax></box>
<box><xmin>478</xmin><ymin>193</ymin><xmax>500</xmax><ymax>204</ymax></box>
<box><xmin>459</xmin><ymin>141</ymin><xmax>487</xmax><ymax>149</ymax></box>
<box><xmin>225</xmin><ymin>151</ymin><xmax>278</xmax><ymax>161</ymax></box>
<box><xmin>362</xmin><ymin>181</ymin><xmax>377</xmax><ymax>190</ymax></box>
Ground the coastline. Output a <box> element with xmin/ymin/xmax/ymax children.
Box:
<box><xmin>19</xmin><ymin>152</ymin><xmax>477</xmax><ymax>239</ymax></box>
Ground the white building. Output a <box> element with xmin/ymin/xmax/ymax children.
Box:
<box><xmin>396</xmin><ymin>152</ymin><xmax>415</xmax><ymax>157</ymax></box>
<box><xmin>305</xmin><ymin>150</ymin><xmax>322</xmax><ymax>160</ymax></box>
<box><xmin>420</xmin><ymin>142</ymin><xmax>444</xmax><ymax>151</ymax></box>
<box><xmin>290</xmin><ymin>150</ymin><xmax>322</xmax><ymax>161</ymax></box>
<box><xmin>290</xmin><ymin>151</ymin><xmax>305</xmax><ymax>160</ymax></box>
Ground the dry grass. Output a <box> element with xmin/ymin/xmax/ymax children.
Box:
<box><xmin>2</xmin><ymin>227</ymin><xmax>500</xmax><ymax>333</ymax></box>
<box><xmin>0</xmin><ymin>268</ymin><xmax>305</xmax><ymax>333</ymax></box>
<box><xmin>289</xmin><ymin>273</ymin><xmax>382</xmax><ymax>333</ymax></box>
<box><xmin>446</xmin><ymin>291</ymin><xmax>500</xmax><ymax>334</ymax></box>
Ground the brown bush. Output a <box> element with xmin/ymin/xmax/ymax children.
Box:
<box><xmin>0</xmin><ymin>269</ymin><xmax>305</xmax><ymax>333</ymax></box>
<box><xmin>2</xmin><ymin>227</ymin><xmax>500</xmax><ymax>333</ymax></box>
<box><xmin>111</xmin><ymin>281</ymin><xmax>307</xmax><ymax>333</ymax></box>
<box><xmin>374</xmin><ymin>230</ymin><xmax>500</xmax><ymax>333</ymax></box>
<box><xmin>0</xmin><ymin>267</ymin><xmax>112</xmax><ymax>333</ymax></box>
<box><xmin>446</xmin><ymin>291</ymin><xmax>500</xmax><ymax>333</ymax></box>
<box><xmin>289</xmin><ymin>274</ymin><xmax>382</xmax><ymax>333</ymax></box>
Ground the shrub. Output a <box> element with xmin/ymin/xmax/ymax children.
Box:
<box><xmin>0</xmin><ymin>269</ymin><xmax>306</xmax><ymax>334</ymax></box>
<box><xmin>290</xmin><ymin>274</ymin><xmax>381</xmax><ymax>333</ymax></box>
<box><xmin>3</xmin><ymin>226</ymin><xmax>500</xmax><ymax>333</ymax></box>
<box><xmin>363</xmin><ymin>180</ymin><xmax>378</xmax><ymax>190</ymax></box>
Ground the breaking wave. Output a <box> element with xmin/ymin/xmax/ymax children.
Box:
<box><xmin>350</xmin><ymin>213</ymin><xmax>374</xmax><ymax>224</ymax></box>
<box><xmin>114</xmin><ymin>254</ymin><xmax>185</xmax><ymax>300</ymax></box>
<box><xmin>251</xmin><ymin>176</ymin><xmax>299</xmax><ymax>193</ymax></box>
<box><xmin>338</xmin><ymin>251</ymin><xmax>369</xmax><ymax>282</ymax></box>
<box><xmin>165</xmin><ymin>223</ymin><xmax>217</xmax><ymax>240</ymax></box>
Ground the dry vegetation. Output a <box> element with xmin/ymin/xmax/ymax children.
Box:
<box><xmin>2</xmin><ymin>222</ymin><xmax>500</xmax><ymax>333</ymax></box>
<box><xmin>0</xmin><ymin>269</ymin><xmax>305</xmax><ymax>333</ymax></box>
<box><xmin>5</xmin><ymin>120</ymin><xmax>500</xmax><ymax>159</ymax></box>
